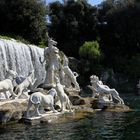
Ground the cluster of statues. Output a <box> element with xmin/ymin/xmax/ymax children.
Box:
<box><xmin>0</xmin><ymin>35</ymin><xmax>125</xmax><ymax>118</ymax></box>
<box><xmin>40</xmin><ymin>36</ymin><xmax>80</xmax><ymax>91</ymax></box>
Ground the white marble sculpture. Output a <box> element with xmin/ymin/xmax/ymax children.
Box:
<box><xmin>0</xmin><ymin>70</ymin><xmax>18</xmax><ymax>99</ymax></box>
<box><xmin>61</xmin><ymin>53</ymin><xmax>80</xmax><ymax>91</ymax></box>
<box><xmin>15</xmin><ymin>70</ymin><xmax>36</xmax><ymax>99</ymax></box>
<box><xmin>90</xmin><ymin>75</ymin><xmax>124</xmax><ymax>104</ymax></box>
<box><xmin>40</xmin><ymin>37</ymin><xmax>62</xmax><ymax>87</ymax></box>
<box><xmin>55</xmin><ymin>76</ymin><xmax>72</xmax><ymax>112</ymax></box>
<box><xmin>26</xmin><ymin>88</ymin><xmax>57</xmax><ymax>117</ymax></box>
<box><xmin>98</xmin><ymin>93</ymin><xmax>113</xmax><ymax>104</ymax></box>
<box><xmin>40</xmin><ymin>35</ymin><xmax>80</xmax><ymax>92</ymax></box>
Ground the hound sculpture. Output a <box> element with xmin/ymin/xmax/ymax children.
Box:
<box><xmin>15</xmin><ymin>70</ymin><xmax>36</xmax><ymax>99</ymax></box>
<box><xmin>26</xmin><ymin>88</ymin><xmax>58</xmax><ymax>117</ymax></box>
<box><xmin>0</xmin><ymin>69</ymin><xmax>18</xmax><ymax>99</ymax></box>
<box><xmin>55</xmin><ymin>77</ymin><xmax>72</xmax><ymax>112</ymax></box>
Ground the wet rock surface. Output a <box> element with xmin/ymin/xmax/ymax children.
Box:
<box><xmin>0</xmin><ymin>90</ymin><xmax>131</xmax><ymax>124</ymax></box>
<box><xmin>0</xmin><ymin>99</ymin><xmax>28</xmax><ymax>124</ymax></box>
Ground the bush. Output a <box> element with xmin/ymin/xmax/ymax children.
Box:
<box><xmin>79</xmin><ymin>41</ymin><xmax>102</xmax><ymax>61</ymax></box>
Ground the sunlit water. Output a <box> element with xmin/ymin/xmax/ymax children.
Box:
<box><xmin>0</xmin><ymin>93</ymin><xmax>140</xmax><ymax>140</ymax></box>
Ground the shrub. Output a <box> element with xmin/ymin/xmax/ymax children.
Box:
<box><xmin>79</xmin><ymin>41</ymin><xmax>102</xmax><ymax>61</ymax></box>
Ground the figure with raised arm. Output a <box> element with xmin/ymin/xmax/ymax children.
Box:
<box><xmin>40</xmin><ymin>34</ymin><xmax>62</xmax><ymax>87</ymax></box>
<box><xmin>40</xmin><ymin>33</ymin><xmax>80</xmax><ymax>92</ymax></box>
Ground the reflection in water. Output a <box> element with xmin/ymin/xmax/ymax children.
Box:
<box><xmin>0</xmin><ymin>94</ymin><xmax>140</xmax><ymax>140</ymax></box>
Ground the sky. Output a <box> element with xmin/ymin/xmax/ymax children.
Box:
<box><xmin>46</xmin><ymin>0</ymin><xmax>104</xmax><ymax>6</ymax></box>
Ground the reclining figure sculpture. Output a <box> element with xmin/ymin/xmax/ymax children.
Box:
<box><xmin>90</xmin><ymin>75</ymin><xmax>124</xmax><ymax>104</ymax></box>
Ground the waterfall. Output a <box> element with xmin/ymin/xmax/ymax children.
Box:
<box><xmin>0</xmin><ymin>38</ymin><xmax>46</xmax><ymax>86</ymax></box>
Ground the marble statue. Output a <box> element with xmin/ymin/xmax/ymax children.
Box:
<box><xmin>40</xmin><ymin>37</ymin><xmax>62</xmax><ymax>87</ymax></box>
<box><xmin>0</xmin><ymin>70</ymin><xmax>18</xmax><ymax>99</ymax></box>
<box><xmin>26</xmin><ymin>88</ymin><xmax>58</xmax><ymax>117</ymax></box>
<box><xmin>90</xmin><ymin>75</ymin><xmax>124</xmax><ymax>104</ymax></box>
<box><xmin>98</xmin><ymin>93</ymin><xmax>113</xmax><ymax>104</ymax></box>
<box><xmin>61</xmin><ymin>53</ymin><xmax>80</xmax><ymax>91</ymax></box>
<box><xmin>55</xmin><ymin>76</ymin><xmax>72</xmax><ymax>112</ymax></box>
<box><xmin>40</xmin><ymin>35</ymin><xmax>80</xmax><ymax>92</ymax></box>
<box><xmin>15</xmin><ymin>70</ymin><xmax>36</xmax><ymax>99</ymax></box>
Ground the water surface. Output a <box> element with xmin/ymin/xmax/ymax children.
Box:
<box><xmin>0</xmin><ymin>93</ymin><xmax>140</xmax><ymax>140</ymax></box>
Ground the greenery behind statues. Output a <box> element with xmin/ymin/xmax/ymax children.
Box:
<box><xmin>0</xmin><ymin>0</ymin><xmax>47</xmax><ymax>45</ymax></box>
<box><xmin>0</xmin><ymin>0</ymin><xmax>140</xmax><ymax>91</ymax></box>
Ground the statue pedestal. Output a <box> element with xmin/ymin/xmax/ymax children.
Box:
<box><xmin>23</xmin><ymin>111</ymin><xmax>74</xmax><ymax>125</ymax></box>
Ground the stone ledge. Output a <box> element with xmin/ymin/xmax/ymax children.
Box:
<box><xmin>0</xmin><ymin>99</ymin><xmax>28</xmax><ymax>124</ymax></box>
<box><xmin>22</xmin><ymin>111</ymin><xmax>74</xmax><ymax>125</ymax></box>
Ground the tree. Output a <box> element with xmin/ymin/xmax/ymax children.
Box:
<box><xmin>48</xmin><ymin>0</ymin><xmax>98</xmax><ymax>57</ymax></box>
<box><xmin>98</xmin><ymin>0</ymin><xmax>140</xmax><ymax>75</ymax></box>
<box><xmin>0</xmin><ymin>0</ymin><xmax>47</xmax><ymax>44</ymax></box>
<box><xmin>79</xmin><ymin>41</ymin><xmax>102</xmax><ymax>61</ymax></box>
<box><xmin>79</xmin><ymin>41</ymin><xmax>103</xmax><ymax>81</ymax></box>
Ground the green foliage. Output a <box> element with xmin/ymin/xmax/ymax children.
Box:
<box><xmin>48</xmin><ymin>0</ymin><xmax>98</xmax><ymax>57</ymax></box>
<box><xmin>38</xmin><ymin>39</ymin><xmax>48</xmax><ymax>48</ymax></box>
<box><xmin>0</xmin><ymin>35</ymin><xmax>12</xmax><ymax>40</ymax></box>
<box><xmin>0</xmin><ymin>35</ymin><xmax>30</xmax><ymax>44</ymax></box>
<box><xmin>79</xmin><ymin>41</ymin><xmax>102</xmax><ymax>61</ymax></box>
<box><xmin>78</xmin><ymin>41</ymin><xmax>104</xmax><ymax>84</ymax></box>
<box><xmin>0</xmin><ymin>0</ymin><xmax>47</xmax><ymax>45</ymax></box>
<box><xmin>98</xmin><ymin>0</ymin><xmax>140</xmax><ymax>83</ymax></box>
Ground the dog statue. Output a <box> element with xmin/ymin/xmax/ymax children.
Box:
<box><xmin>26</xmin><ymin>88</ymin><xmax>58</xmax><ymax>117</ymax></box>
<box><xmin>55</xmin><ymin>76</ymin><xmax>72</xmax><ymax>112</ymax></box>
<box><xmin>14</xmin><ymin>70</ymin><xmax>36</xmax><ymax>99</ymax></box>
<box><xmin>0</xmin><ymin>69</ymin><xmax>18</xmax><ymax>99</ymax></box>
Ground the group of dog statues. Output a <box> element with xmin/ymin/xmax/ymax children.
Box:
<box><xmin>0</xmin><ymin>36</ymin><xmax>125</xmax><ymax>118</ymax></box>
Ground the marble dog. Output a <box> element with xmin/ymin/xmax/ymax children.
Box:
<box><xmin>55</xmin><ymin>77</ymin><xmax>72</xmax><ymax>112</ymax></box>
<box><xmin>26</xmin><ymin>88</ymin><xmax>58</xmax><ymax>117</ymax></box>
<box><xmin>0</xmin><ymin>70</ymin><xmax>18</xmax><ymax>99</ymax></box>
<box><xmin>15</xmin><ymin>70</ymin><xmax>36</xmax><ymax>99</ymax></box>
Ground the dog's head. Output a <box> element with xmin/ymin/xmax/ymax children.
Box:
<box><xmin>48</xmin><ymin>38</ymin><xmax>57</xmax><ymax>47</ymax></box>
<box><xmin>48</xmin><ymin>88</ymin><xmax>57</xmax><ymax>98</ymax></box>
<box><xmin>6</xmin><ymin>69</ymin><xmax>18</xmax><ymax>79</ymax></box>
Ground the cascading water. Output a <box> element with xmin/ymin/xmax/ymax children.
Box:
<box><xmin>0</xmin><ymin>38</ymin><xmax>46</xmax><ymax>86</ymax></box>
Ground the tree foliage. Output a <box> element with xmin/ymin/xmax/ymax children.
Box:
<box><xmin>79</xmin><ymin>41</ymin><xmax>102</xmax><ymax>61</ymax></box>
<box><xmin>48</xmin><ymin>0</ymin><xmax>98</xmax><ymax>57</ymax></box>
<box><xmin>0</xmin><ymin>0</ymin><xmax>140</xmax><ymax>86</ymax></box>
<box><xmin>0</xmin><ymin>0</ymin><xmax>47</xmax><ymax>44</ymax></box>
<box><xmin>98</xmin><ymin>0</ymin><xmax>140</xmax><ymax>80</ymax></box>
<box><xmin>79</xmin><ymin>40</ymin><xmax>104</xmax><ymax>82</ymax></box>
